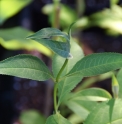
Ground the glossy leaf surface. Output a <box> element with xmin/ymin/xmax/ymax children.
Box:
<box><xmin>0</xmin><ymin>54</ymin><xmax>52</xmax><ymax>81</ymax></box>
<box><xmin>84</xmin><ymin>99</ymin><xmax>122</xmax><ymax>124</ymax></box>
<box><xmin>27</xmin><ymin>28</ymin><xmax>71</xmax><ymax>58</ymax></box>
<box><xmin>68</xmin><ymin>53</ymin><xmax>122</xmax><ymax>77</ymax></box>
<box><xmin>46</xmin><ymin>113</ymin><xmax>72</xmax><ymax>124</ymax></box>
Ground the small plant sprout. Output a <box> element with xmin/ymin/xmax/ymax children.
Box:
<box><xmin>1</xmin><ymin>25</ymin><xmax>122</xmax><ymax>123</ymax></box>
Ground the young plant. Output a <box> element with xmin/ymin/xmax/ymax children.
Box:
<box><xmin>1</xmin><ymin>26</ymin><xmax>122</xmax><ymax>124</ymax></box>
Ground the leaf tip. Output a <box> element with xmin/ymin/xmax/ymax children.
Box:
<box><xmin>67</xmin><ymin>53</ymin><xmax>73</xmax><ymax>59</ymax></box>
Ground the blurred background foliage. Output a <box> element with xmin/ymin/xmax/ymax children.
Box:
<box><xmin>1</xmin><ymin>0</ymin><xmax>122</xmax><ymax>124</ymax></box>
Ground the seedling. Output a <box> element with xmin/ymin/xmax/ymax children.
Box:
<box><xmin>1</xmin><ymin>26</ymin><xmax>122</xmax><ymax>123</ymax></box>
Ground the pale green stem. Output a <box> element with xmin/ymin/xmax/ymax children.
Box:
<box><xmin>52</xmin><ymin>0</ymin><xmax>61</xmax><ymax>28</ymax></box>
<box><xmin>53</xmin><ymin>59</ymin><xmax>68</xmax><ymax>113</ymax></box>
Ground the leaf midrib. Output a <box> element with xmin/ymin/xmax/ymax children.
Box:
<box><xmin>68</xmin><ymin>60</ymin><xmax>122</xmax><ymax>76</ymax></box>
<box><xmin>0</xmin><ymin>67</ymin><xmax>52</xmax><ymax>77</ymax></box>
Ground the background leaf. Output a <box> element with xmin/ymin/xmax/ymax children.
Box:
<box><xmin>68</xmin><ymin>53</ymin><xmax>122</xmax><ymax>77</ymax></box>
<box><xmin>0</xmin><ymin>27</ymin><xmax>52</xmax><ymax>56</ymax></box>
<box><xmin>0</xmin><ymin>54</ymin><xmax>52</xmax><ymax>81</ymax></box>
<box><xmin>20</xmin><ymin>110</ymin><xmax>46</xmax><ymax>124</ymax></box>
<box><xmin>0</xmin><ymin>0</ymin><xmax>32</xmax><ymax>25</ymax></box>
<box><xmin>42</xmin><ymin>4</ymin><xmax>77</xmax><ymax>30</ymax></box>
<box><xmin>46</xmin><ymin>113</ymin><xmax>72</xmax><ymax>124</ymax></box>
<box><xmin>84</xmin><ymin>99</ymin><xmax>122</xmax><ymax>124</ymax></box>
<box><xmin>27</xmin><ymin>28</ymin><xmax>71</xmax><ymax>58</ymax></box>
<box><xmin>52</xmin><ymin>39</ymin><xmax>84</xmax><ymax>106</ymax></box>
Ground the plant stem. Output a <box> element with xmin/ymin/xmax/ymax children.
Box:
<box><xmin>54</xmin><ymin>82</ymin><xmax>58</xmax><ymax>113</ymax></box>
<box><xmin>52</xmin><ymin>0</ymin><xmax>61</xmax><ymax>28</ymax></box>
<box><xmin>56</xmin><ymin>59</ymin><xmax>68</xmax><ymax>82</ymax></box>
<box><xmin>53</xmin><ymin>59</ymin><xmax>68</xmax><ymax>113</ymax></box>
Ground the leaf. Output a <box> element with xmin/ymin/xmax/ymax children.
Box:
<box><xmin>117</xmin><ymin>68</ymin><xmax>122</xmax><ymax>98</ymax></box>
<box><xmin>70</xmin><ymin>88</ymin><xmax>112</xmax><ymax>101</ymax></box>
<box><xmin>89</xmin><ymin>5</ymin><xmax>122</xmax><ymax>35</ymax></box>
<box><xmin>27</xmin><ymin>28</ymin><xmax>69</xmax><ymax>42</ymax></box>
<box><xmin>0</xmin><ymin>54</ymin><xmax>52</xmax><ymax>81</ymax></box>
<box><xmin>46</xmin><ymin>113</ymin><xmax>72</xmax><ymax>124</ymax></box>
<box><xmin>0</xmin><ymin>27</ymin><xmax>52</xmax><ymax>56</ymax></box>
<box><xmin>65</xmin><ymin>88</ymin><xmax>111</xmax><ymax>121</ymax></box>
<box><xmin>68</xmin><ymin>114</ymin><xmax>83</xmax><ymax>124</ymax></box>
<box><xmin>0</xmin><ymin>0</ymin><xmax>32</xmax><ymax>25</ymax></box>
<box><xmin>84</xmin><ymin>99</ymin><xmax>122</xmax><ymax>124</ymax></box>
<box><xmin>66</xmin><ymin>100</ymin><xmax>98</xmax><ymax>121</ymax></box>
<box><xmin>27</xmin><ymin>28</ymin><xmax>71</xmax><ymax>58</ymax></box>
<box><xmin>20</xmin><ymin>110</ymin><xmax>46</xmax><ymax>124</ymax></box>
<box><xmin>68</xmin><ymin>53</ymin><xmax>122</xmax><ymax>77</ymax></box>
<box><xmin>52</xmin><ymin>39</ymin><xmax>84</xmax><ymax>106</ymax></box>
<box><xmin>111</xmin><ymin>0</ymin><xmax>119</xmax><ymax>6</ymax></box>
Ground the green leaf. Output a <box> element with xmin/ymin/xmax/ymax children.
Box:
<box><xmin>117</xmin><ymin>68</ymin><xmax>122</xmax><ymax>98</ymax></box>
<box><xmin>27</xmin><ymin>28</ymin><xmax>69</xmax><ymax>42</ymax></box>
<box><xmin>27</xmin><ymin>28</ymin><xmax>71</xmax><ymax>58</ymax></box>
<box><xmin>70</xmin><ymin>88</ymin><xmax>112</xmax><ymax>101</ymax></box>
<box><xmin>52</xmin><ymin>39</ymin><xmax>84</xmax><ymax>106</ymax></box>
<box><xmin>20</xmin><ymin>110</ymin><xmax>46</xmax><ymax>124</ymax></box>
<box><xmin>88</xmin><ymin>5</ymin><xmax>122</xmax><ymax>35</ymax></box>
<box><xmin>111</xmin><ymin>0</ymin><xmax>119</xmax><ymax>6</ymax></box>
<box><xmin>66</xmin><ymin>100</ymin><xmax>98</xmax><ymax>121</ymax></box>
<box><xmin>68</xmin><ymin>53</ymin><xmax>122</xmax><ymax>77</ymax></box>
<box><xmin>0</xmin><ymin>0</ymin><xmax>32</xmax><ymax>25</ymax></box>
<box><xmin>84</xmin><ymin>99</ymin><xmax>122</xmax><ymax>124</ymax></box>
<box><xmin>0</xmin><ymin>54</ymin><xmax>52</xmax><ymax>81</ymax></box>
<box><xmin>65</xmin><ymin>88</ymin><xmax>111</xmax><ymax>121</ymax></box>
<box><xmin>68</xmin><ymin>114</ymin><xmax>83</xmax><ymax>124</ymax></box>
<box><xmin>0</xmin><ymin>27</ymin><xmax>52</xmax><ymax>56</ymax></box>
<box><xmin>46</xmin><ymin>113</ymin><xmax>72</xmax><ymax>124</ymax></box>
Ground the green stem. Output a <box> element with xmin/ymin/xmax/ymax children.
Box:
<box><xmin>54</xmin><ymin>83</ymin><xmax>58</xmax><ymax>113</ymax></box>
<box><xmin>56</xmin><ymin>59</ymin><xmax>68</xmax><ymax>82</ymax></box>
<box><xmin>52</xmin><ymin>0</ymin><xmax>61</xmax><ymax>28</ymax></box>
<box><xmin>53</xmin><ymin>59</ymin><xmax>68</xmax><ymax>113</ymax></box>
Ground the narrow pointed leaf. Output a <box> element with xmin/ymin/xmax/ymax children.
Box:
<box><xmin>52</xmin><ymin>39</ymin><xmax>84</xmax><ymax>106</ymax></box>
<box><xmin>27</xmin><ymin>28</ymin><xmax>71</xmax><ymax>58</ymax></box>
<box><xmin>0</xmin><ymin>54</ymin><xmax>52</xmax><ymax>81</ymax></box>
<box><xmin>84</xmin><ymin>99</ymin><xmax>122</xmax><ymax>124</ymax></box>
<box><xmin>46</xmin><ymin>113</ymin><xmax>72</xmax><ymax>124</ymax></box>
<box><xmin>68</xmin><ymin>53</ymin><xmax>122</xmax><ymax>77</ymax></box>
